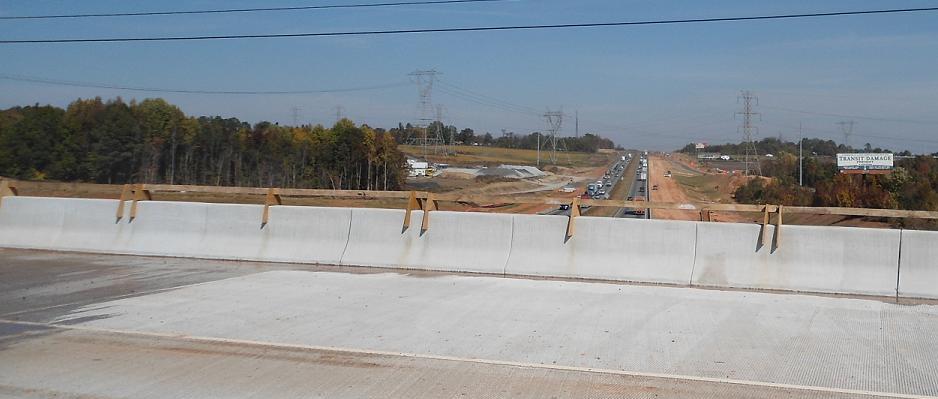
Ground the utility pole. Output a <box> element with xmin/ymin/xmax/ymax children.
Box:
<box><xmin>799</xmin><ymin>122</ymin><xmax>804</xmax><ymax>186</ymax></box>
<box><xmin>169</xmin><ymin>124</ymin><xmax>177</xmax><ymax>185</ymax></box>
<box><xmin>837</xmin><ymin>120</ymin><xmax>855</xmax><ymax>149</ymax></box>
<box><xmin>575</xmin><ymin>110</ymin><xmax>579</xmax><ymax>138</ymax></box>
<box><xmin>735</xmin><ymin>90</ymin><xmax>762</xmax><ymax>176</ymax></box>
<box><xmin>536</xmin><ymin>132</ymin><xmax>541</xmax><ymax>167</ymax></box>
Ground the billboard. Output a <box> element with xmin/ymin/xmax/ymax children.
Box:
<box><xmin>836</xmin><ymin>153</ymin><xmax>893</xmax><ymax>174</ymax></box>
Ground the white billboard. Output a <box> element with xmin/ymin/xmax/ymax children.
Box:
<box><xmin>836</xmin><ymin>153</ymin><xmax>893</xmax><ymax>172</ymax></box>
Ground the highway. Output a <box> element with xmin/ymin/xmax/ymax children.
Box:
<box><xmin>614</xmin><ymin>153</ymin><xmax>650</xmax><ymax>219</ymax></box>
<box><xmin>1</xmin><ymin>249</ymin><xmax>936</xmax><ymax>398</ymax></box>
<box><xmin>545</xmin><ymin>152</ymin><xmax>630</xmax><ymax>216</ymax></box>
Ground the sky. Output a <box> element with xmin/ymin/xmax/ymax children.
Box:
<box><xmin>2</xmin><ymin>0</ymin><xmax>938</xmax><ymax>152</ymax></box>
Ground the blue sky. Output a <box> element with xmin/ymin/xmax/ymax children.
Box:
<box><xmin>2</xmin><ymin>0</ymin><xmax>938</xmax><ymax>152</ymax></box>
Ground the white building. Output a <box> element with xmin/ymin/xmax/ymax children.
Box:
<box><xmin>406</xmin><ymin>159</ymin><xmax>429</xmax><ymax>177</ymax></box>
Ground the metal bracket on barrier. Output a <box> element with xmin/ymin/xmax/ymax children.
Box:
<box><xmin>774</xmin><ymin>205</ymin><xmax>783</xmax><ymax>248</ymax></box>
<box><xmin>420</xmin><ymin>192</ymin><xmax>438</xmax><ymax>232</ymax></box>
<box><xmin>261</xmin><ymin>188</ymin><xmax>282</xmax><ymax>227</ymax></box>
<box><xmin>566</xmin><ymin>197</ymin><xmax>580</xmax><ymax>239</ymax></box>
<box><xmin>699</xmin><ymin>208</ymin><xmax>712</xmax><ymax>222</ymax></box>
<box><xmin>129</xmin><ymin>184</ymin><xmax>151</xmax><ymax>222</ymax></box>
<box><xmin>402</xmin><ymin>191</ymin><xmax>420</xmax><ymax>231</ymax></box>
<box><xmin>0</xmin><ymin>179</ymin><xmax>17</xmax><ymax>208</ymax></box>
<box><xmin>115</xmin><ymin>184</ymin><xmax>132</xmax><ymax>222</ymax></box>
<box><xmin>759</xmin><ymin>205</ymin><xmax>770</xmax><ymax>248</ymax></box>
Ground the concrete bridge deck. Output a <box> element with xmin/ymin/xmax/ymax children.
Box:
<box><xmin>1</xmin><ymin>249</ymin><xmax>936</xmax><ymax>398</ymax></box>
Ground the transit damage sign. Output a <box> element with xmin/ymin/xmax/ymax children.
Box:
<box><xmin>837</xmin><ymin>153</ymin><xmax>893</xmax><ymax>174</ymax></box>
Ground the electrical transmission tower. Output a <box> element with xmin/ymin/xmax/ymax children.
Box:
<box><xmin>335</xmin><ymin>105</ymin><xmax>345</xmax><ymax>122</ymax></box>
<box><xmin>735</xmin><ymin>90</ymin><xmax>762</xmax><ymax>176</ymax></box>
<box><xmin>837</xmin><ymin>120</ymin><xmax>855</xmax><ymax>149</ymax></box>
<box><xmin>291</xmin><ymin>106</ymin><xmax>301</xmax><ymax>126</ymax></box>
<box><xmin>407</xmin><ymin>70</ymin><xmax>447</xmax><ymax>157</ymax></box>
<box><xmin>433</xmin><ymin>104</ymin><xmax>450</xmax><ymax>155</ymax></box>
<box><xmin>543</xmin><ymin>109</ymin><xmax>563</xmax><ymax>164</ymax></box>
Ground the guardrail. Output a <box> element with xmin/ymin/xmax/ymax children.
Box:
<box><xmin>2</xmin><ymin>179</ymin><xmax>937</xmax><ymax>247</ymax></box>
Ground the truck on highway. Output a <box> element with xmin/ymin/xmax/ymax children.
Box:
<box><xmin>632</xmin><ymin>196</ymin><xmax>646</xmax><ymax>216</ymax></box>
<box><xmin>639</xmin><ymin>172</ymin><xmax>647</xmax><ymax>181</ymax></box>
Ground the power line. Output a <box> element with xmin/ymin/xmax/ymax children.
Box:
<box><xmin>0</xmin><ymin>73</ymin><xmax>410</xmax><ymax>95</ymax></box>
<box><xmin>0</xmin><ymin>0</ymin><xmax>509</xmax><ymax>20</ymax></box>
<box><xmin>762</xmin><ymin>120</ymin><xmax>938</xmax><ymax>145</ymax></box>
<box><xmin>433</xmin><ymin>81</ymin><xmax>543</xmax><ymax>118</ymax></box>
<box><xmin>3</xmin><ymin>7</ymin><xmax>937</xmax><ymax>44</ymax></box>
<box><xmin>762</xmin><ymin>104</ymin><xmax>938</xmax><ymax>125</ymax></box>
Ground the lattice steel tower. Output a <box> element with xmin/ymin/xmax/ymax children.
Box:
<box><xmin>543</xmin><ymin>109</ymin><xmax>563</xmax><ymax>164</ymax></box>
<box><xmin>408</xmin><ymin>70</ymin><xmax>446</xmax><ymax>156</ymax></box>
<box><xmin>736</xmin><ymin>90</ymin><xmax>762</xmax><ymax>176</ymax></box>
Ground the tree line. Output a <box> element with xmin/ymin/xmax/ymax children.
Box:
<box><xmin>679</xmin><ymin>136</ymin><xmax>923</xmax><ymax>158</ymax></box>
<box><xmin>678</xmin><ymin>138</ymin><xmax>938</xmax><ymax>214</ymax></box>
<box><xmin>0</xmin><ymin>97</ymin><xmax>408</xmax><ymax>190</ymax></box>
<box><xmin>389</xmin><ymin>122</ymin><xmax>618</xmax><ymax>153</ymax></box>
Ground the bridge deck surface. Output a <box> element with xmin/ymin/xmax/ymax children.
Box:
<box><xmin>1</xmin><ymin>249</ymin><xmax>936</xmax><ymax>398</ymax></box>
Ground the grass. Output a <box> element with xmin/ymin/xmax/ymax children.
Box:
<box><xmin>398</xmin><ymin>145</ymin><xmax>611</xmax><ymax>168</ymax></box>
<box><xmin>673</xmin><ymin>174</ymin><xmax>736</xmax><ymax>204</ymax></box>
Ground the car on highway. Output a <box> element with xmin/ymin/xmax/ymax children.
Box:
<box><xmin>559</xmin><ymin>204</ymin><xmax>570</xmax><ymax>211</ymax></box>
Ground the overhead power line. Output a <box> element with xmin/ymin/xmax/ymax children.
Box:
<box><xmin>0</xmin><ymin>73</ymin><xmax>410</xmax><ymax>95</ymax></box>
<box><xmin>2</xmin><ymin>7</ymin><xmax>937</xmax><ymax>44</ymax></box>
<box><xmin>0</xmin><ymin>0</ymin><xmax>508</xmax><ymax>20</ymax></box>
<box><xmin>762</xmin><ymin>104</ymin><xmax>938</xmax><ymax>125</ymax></box>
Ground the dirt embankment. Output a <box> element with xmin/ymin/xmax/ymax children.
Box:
<box><xmin>647</xmin><ymin>156</ymin><xmax>698</xmax><ymax>220</ymax></box>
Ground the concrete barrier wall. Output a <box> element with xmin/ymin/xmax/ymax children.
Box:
<box><xmin>898</xmin><ymin>229</ymin><xmax>938</xmax><ymax>299</ymax></box>
<box><xmin>1</xmin><ymin>197</ymin><xmax>926</xmax><ymax>298</ymax></box>
<box><xmin>0</xmin><ymin>196</ymin><xmax>68</xmax><ymax>250</ymax></box>
<box><xmin>122</xmin><ymin>201</ymin><xmax>208</xmax><ymax>257</ymax></box>
<box><xmin>54</xmin><ymin>198</ymin><xmax>128</xmax><ymax>253</ymax></box>
<box><xmin>504</xmin><ymin>215</ymin><xmax>697</xmax><ymax>284</ymax></box>
<box><xmin>692</xmin><ymin>222</ymin><xmax>901</xmax><ymax>296</ymax></box>
<box><xmin>340</xmin><ymin>208</ymin><xmax>510</xmax><ymax>274</ymax></box>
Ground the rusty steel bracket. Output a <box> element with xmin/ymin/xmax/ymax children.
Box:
<box><xmin>420</xmin><ymin>192</ymin><xmax>438</xmax><ymax>232</ymax></box>
<box><xmin>115</xmin><ymin>184</ymin><xmax>132</xmax><ymax>222</ymax></box>
<box><xmin>402</xmin><ymin>191</ymin><xmax>420</xmax><ymax>231</ymax></box>
<box><xmin>774</xmin><ymin>205</ymin><xmax>783</xmax><ymax>249</ymax></box>
<box><xmin>0</xmin><ymin>179</ymin><xmax>17</xmax><ymax>208</ymax></box>
<box><xmin>129</xmin><ymin>184</ymin><xmax>152</xmax><ymax>222</ymax></box>
<box><xmin>759</xmin><ymin>205</ymin><xmax>770</xmax><ymax>248</ymax></box>
<box><xmin>566</xmin><ymin>196</ymin><xmax>581</xmax><ymax>239</ymax></box>
<box><xmin>261</xmin><ymin>188</ymin><xmax>282</xmax><ymax>227</ymax></box>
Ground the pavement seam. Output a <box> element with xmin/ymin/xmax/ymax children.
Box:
<box><xmin>0</xmin><ymin>318</ymin><xmax>932</xmax><ymax>399</ymax></box>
